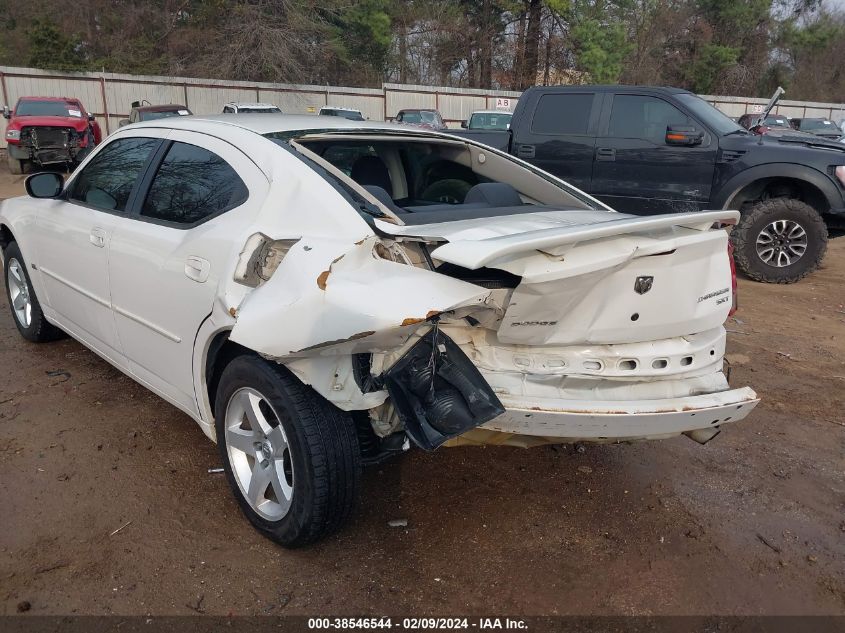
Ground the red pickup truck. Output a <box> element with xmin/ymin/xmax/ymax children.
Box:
<box><xmin>3</xmin><ymin>96</ymin><xmax>102</xmax><ymax>174</ymax></box>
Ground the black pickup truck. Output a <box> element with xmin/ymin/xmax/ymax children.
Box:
<box><xmin>450</xmin><ymin>85</ymin><xmax>845</xmax><ymax>283</ymax></box>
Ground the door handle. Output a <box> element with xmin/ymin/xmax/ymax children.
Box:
<box><xmin>89</xmin><ymin>227</ymin><xmax>107</xmax><ymax>248</ymax></box>
<box><xmin>596</xmin><ymin>147</ymin><xmax>616</xmax><ymax>161</ymax></box>
<box><xmin>184</xmin><ymin>256</ymin><xmax>210</xmax><ymax>283</ymax></box>
<box><xmin>516</xmin><ymin>144</ymin><xmax>535</xmax><ymax>159</ymax></box>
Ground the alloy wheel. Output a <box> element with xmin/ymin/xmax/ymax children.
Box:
<box><xmin>756</xmin><ymin>219</ymin><xmax>808</xmax><ymax>267</ymax></box>
<box><xmin>7</xmin><ymin>258</ymin><xmax>32</xmax><ymax>328</ymax></box>
<box><xmin>224</xmin><ymin>387</ymin><xmax>295</xmax><ymax>521</ymax></box>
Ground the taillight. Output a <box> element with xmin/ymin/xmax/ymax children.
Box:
<box><xmin>727</xmin><ymin>240</ymin><xmax>738</xmax><ymax>316</ymax></box>
<box><xmin>234</xmin><ymin>233</ymin><xmax>300</xmax><ymax>287</ymax></box>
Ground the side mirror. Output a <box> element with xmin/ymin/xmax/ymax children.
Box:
<box><xmin>461</xmin><ymin>120</ymin><xmax>468</xmax><ymax>128</ymax></box>
<box><xmin>2</xmin><ymin>106</ymin><xmax>10</xmax><ymax>119</ymax></box>
<box><xmin>665</xmin><ymin>125</ymin><xmax>703</xmax><ymax>146</ymax></box>
<box><xmin>118</xmin><ymin>119</ymin><xmax>129</xmax><ymax>127</ymax></box>
<box><xmin>26</xmin><ymin>172</ymin><xmax>64</xmax><ymax>199</ymax></box>
<box><xmin>88</xmin><ymin>113</ymin><xmax>95</xmax><ymax>122</ymax></box>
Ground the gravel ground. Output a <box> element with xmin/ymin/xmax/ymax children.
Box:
<box><xmin>0</xmin><ymin>163</ymin><xmax>843</xmax><ymax>616</ymax></box>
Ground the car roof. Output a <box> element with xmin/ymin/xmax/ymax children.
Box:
<box><xmin>126</xmin><ymin>113</ymin><xmax>431</xmax><ymax>137</ymax></box>
<box><xmin>135</xmin><ymin>104</ymin><xmax>189</xmax><ymax>112</ymax></box>
<box><xmin>320</xmin><ymin>106</ymin><xmax>362</xmax><ymax>112</ymax></box>
<box><xmin>18</xmin><ymin>96</ymin><xmax>80</xmax><ymax>103</ymax></box>
<box><xmin>471</xmin><ymin>110</ymin><xmax>513</xmax><ymax>115</ymax></box>
<box><xmin>399</xmin><ymin>108</ymin><xmax>439</xmax><ymax>113</ymax></box>
<box><xmin>121</xmin><ymin>115</ymin><xmax>459</xmax><ymax>179</ymax></box>
<box><xmin>525</xmin><ymin>84</ymin><xmax>691</xmax><ymax>94</ymax></box>
<box><xmin>224</xmin><ymin>102</ymin><xmax>279</xmax><ymax>108</ymax></box>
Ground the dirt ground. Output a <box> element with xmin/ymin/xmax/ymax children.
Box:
<box><xmin>0</xmin><ymin>164</ymin><xmax>843</xmax><ymax>617</ymax></box>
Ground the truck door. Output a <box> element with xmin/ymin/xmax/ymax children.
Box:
<box><xmin>591</xmin><ymin>93</ymin><xmax>717</xmax><ymax>214</ymax></box>
<box><xmin>510</xmin><ymin>91</ymin><xmax>600</xmax><ymax>192</ymax></box>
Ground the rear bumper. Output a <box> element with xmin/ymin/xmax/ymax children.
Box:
<box><xmin>481</xmin><ymin>386</ymin><xmax>759</xmax><ymax>442</ymax></box>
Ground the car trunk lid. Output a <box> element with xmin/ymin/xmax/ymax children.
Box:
<box><xmin>378</xmin><ymin>209</ymin><xmax>738</xmax><ymax>346</ymax></box>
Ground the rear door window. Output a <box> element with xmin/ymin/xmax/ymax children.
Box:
<box><xmin>69</xmin><ymin>137</ymin><xmax>159</xmax><ymax>212</ymax></box>
<box><xmin>140</xmin><ymin>141</ymin><xmax>248</xmax><ymax>225</ymax></box>
<box><xmin>531</xmin><ymin>93</ymin><xmax>594</xmax><ymax>135</ymax></box>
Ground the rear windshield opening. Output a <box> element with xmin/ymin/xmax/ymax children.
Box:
<box><xmin>284</xmin><ymin>135</ymin><xmax>598</xmax><ymax>225</ymax></box>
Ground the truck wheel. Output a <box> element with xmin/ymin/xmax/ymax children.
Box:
<box><xmin>7</xmin><ymin>154</ymin><xmax>26</xmax><ymax>175</ymax></box>
<box><xmin>730</xmin><ymin>198</ymin><xmax>827</xmax><ymax>284</ymax></box>
<box><xmin>215</xmin><ymin>355</ymin><xmax>361</xmax><ymax>547</ymax></box>
<box><xmin>3</xmin><ymin>242</ymin><xmax>65</xmax><ymax>342</ymax></box>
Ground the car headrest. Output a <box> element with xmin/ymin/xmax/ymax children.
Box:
<box><xmin>362</xmin><ymin>185</ymin><xmax>402</xmax><ymax>214</ymax></box>
<box><xmin>463</xmin><ymin>182</ymin><xmax>523</xmax><ymax>207</ymax></box>
<box><xmin>350</xmin><ymin>155</ymin><xmax>392</xmax><ymax>192</ymax></box>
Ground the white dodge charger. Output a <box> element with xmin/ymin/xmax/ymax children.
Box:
<box><xmin>0</xmin><ymin>115</ymin><xmax>759</xmax><ymax>546</ymax></box>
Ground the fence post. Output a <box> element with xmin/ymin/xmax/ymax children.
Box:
<box><xmin>99</xmin><ymin>74</ymin><xmax>110</xmax><ymax>134</ymax></box>
<box><xmin>0</xmin><ymin>70</ymin><xmax>8</xmax><ymax>107</ymax></box>
<box><xmin>382</xmin><ymin>85</ymin><xmax>388</xmax><ymax>121</ymax></box>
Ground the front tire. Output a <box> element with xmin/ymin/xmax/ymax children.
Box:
<box><xmin>730</xmin><ymin>198</ymin><xmax>827</xmax><ymax>283</ymax></box>
<box><xmin>3</xmin><ymin>242</ymin><xmax>64</xmax><ymax>342</ymax></box>
<box><xmin>214</xmin><ymin>355</ymin><xmax>361</xmax><ymax>547</ymax></box>
<box><xmin>7</xmin><ymin>154</ymin><xmax>26</xmax><ymax>175</ymax></box>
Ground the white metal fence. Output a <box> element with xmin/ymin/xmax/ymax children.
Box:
<box><xmin>0</xmin><ymin>66</ymin><xmax>521</xmax><ymax>147</ymax></box>
<box><xmin>1</xmin><ymin>65</ymin><xmax>843</xmax><ymax>149</ymax></box>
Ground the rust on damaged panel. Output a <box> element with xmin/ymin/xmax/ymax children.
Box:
<box><xmin>316</xmin><ymin>254</ymin><xmax>345</xmax><ymax>290</ymax></box>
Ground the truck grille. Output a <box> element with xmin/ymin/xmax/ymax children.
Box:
<box><xmin>22</xmin><ymin>126</ymin><xmax>74</xmax><ymax>149</ymax></box>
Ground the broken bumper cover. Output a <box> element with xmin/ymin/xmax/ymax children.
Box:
<box><xmin>480</xmin><ymin>387</ymin><xmax>759</xmax><ymax>442</ymax></box>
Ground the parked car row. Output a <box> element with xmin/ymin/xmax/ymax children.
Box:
<box><xmin>738</xmin><ymin>112</ymin><xmax>843</xmax><ymax>141</ymax></box>
<box><xmin>1</xmin><ymin>112</ymin><xmax>759</xmax><ymax>547</ymax></box>
<box><xmin>4</xmin><ymin>88</ymin><xmax>844</xmax><ymax>288</ymax></box>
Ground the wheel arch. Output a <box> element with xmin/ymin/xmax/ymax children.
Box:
<box><xmin>0</xmin><ymin>223</ymin><xmax>15</xmax><ymax>251</ymax></box>
<box><xmin>717</xmin><ymin>164</ymin><xmax>837</xmax><ymax>216</ymax></box>
<box><xmin>200</xmin><ymin>329</ymin><xmax>256</xmax><ymax>427</ymax></box>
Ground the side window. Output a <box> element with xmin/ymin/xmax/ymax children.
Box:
<box><xmin>223</xmin><ymin>106</ymin><xmax>234</xmax><ymax>113</ymax></box>
<box><xmin>608</xmin><ymin>95</ymin><xmax>691</xmax><ymax>143</ymax></box>
<box><xmin>531</xmin><ymin>93</ymin><xmax>594</xmax><ymax>135</ymax></box>
<box><xmin>321</xmin><ymin>144</ymin><xmax>378</xmax><ymax>176</ymax></box>
<box><xmin>140</xmin><ymin>141</ymin><xmax>248</xmax><ymax>225</ymax></box>
<box><xmin>69</xmin><ymin>137</ymin><xmax>158</xmax><ymax>212</ymax></box>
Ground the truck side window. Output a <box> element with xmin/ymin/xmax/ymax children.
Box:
<box><xmin>609</xmin><ymin>95</ymin><xmax>691</xmax><ymax>143</ymax></box>
<box><xmin>531</xmin><ymin>94</ymin><xmax>593</xmax><ymax>135</ymax></box>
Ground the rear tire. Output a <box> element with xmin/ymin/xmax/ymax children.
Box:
<box><xmin>730</xmin><ymin>198</ymin><xmax>827</xmax><ymax>284</ymax></box>
<box><xmin>3</xmin><ymin>242</ymin><xmax>64</xmax><ymax>342</ymax></box>
<box><xmin>214</xmin><ymin>355</ymin><xmax>361</xmax><ymax>547</ymax></box>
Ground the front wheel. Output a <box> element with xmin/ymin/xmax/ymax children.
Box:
<box><xmin>3</xmin><ymin>242</ymin><xmax>64</xmax><ymax>342</ymax></box>
<box><xmin>7</xmin><ymin>154</ymin><xmax>27</xmax><ymax>175</ymax></box>
<box><xmin>730</xmin><ymin>198</ymin><xmax>828</xmax><ymax>284</ymax></box>
<box><xmin>214</xmin><ymin>355</ymin><xmax>361</xmax><ymax>547</ymax></box>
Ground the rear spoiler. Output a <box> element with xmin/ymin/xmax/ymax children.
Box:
<box><xmin>380</xmin><ymin>210</ymin><xmax>739</xmax><ymax>269</ymax></box>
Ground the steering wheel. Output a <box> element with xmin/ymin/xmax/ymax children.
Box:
<box><xmin>420</xmin><ymin>179</ymin><xmax>473</xmax><ymax>204</ymax></box>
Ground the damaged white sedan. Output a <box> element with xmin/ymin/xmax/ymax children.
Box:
<box><xmin>0</xmin><ymin>115</ymin><xmax>759</xmax><ymax>546</ymax></box>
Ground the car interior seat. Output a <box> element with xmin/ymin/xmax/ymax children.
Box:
<box><xmin>350</xmin><ymin>155</ymin><xmax>392</xmax><ymax>193</ymax></box>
